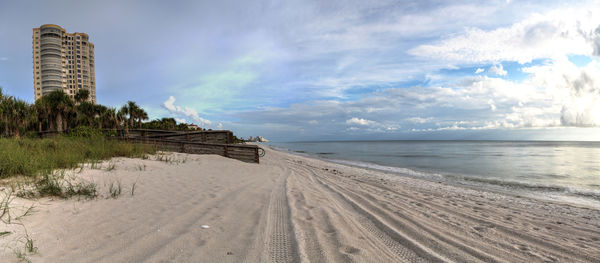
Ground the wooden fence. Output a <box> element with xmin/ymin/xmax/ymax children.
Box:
<box><xmin>128</xmin><ymin>129</ymin><xmax>234</xmax><ymax>144</ymax></box>
<box><xmin>123</xmin><ymin>137</ymin><xmax>260</xmax><ymax>163</ymax></box>
<box><xmin>35</xmin><ymin>129</ymin><xmax>260</xmax><ymax>164</ymax></box>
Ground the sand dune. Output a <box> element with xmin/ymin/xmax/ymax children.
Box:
<box><xmin>1</xmin><ymin>148</ymin><xmax>599</xmax><ymax>262</ymax></box>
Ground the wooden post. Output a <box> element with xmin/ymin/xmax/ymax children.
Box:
<box><xmin>224</xmin><ymin>145</ymin><xmax>229</xmax><ymax>157</ymax></box>
<box><xmin>181</xmin><ymin>142</ymin><xmax>185</xmax><ymax>153</ymax></box>
<box><xmin>255</xmin><ymin>147</ymin><xmax>259</xmax><ymax>164</ymax></box>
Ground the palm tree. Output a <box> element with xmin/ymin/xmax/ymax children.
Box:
<box><xmin>126</xmin><ymin>101</ymin><xmax>140</xmax><ymax>128</ymax></box>
<box><xmin>92</xmin><ymin>104</ymin><xmax>108</xmax><ymax>129</ymax></box>
<box><xmin>136</xmin><ymin>108</ymin><xmax>148</xmax><ymax>128</ymax></box>
<box><xmin>34</xmin><ymin>98</ymin><xmax>51</xmax><ymax>132</ymax></box>
<box><xmin>119</xmin><ymin>101</ymin><xmax>143</xmax><ymax>132</ymax></box>
<box><xmin>101</xmin><ymin>107</ymin><xmax>118</xmax><ymax>131</ymax></box>
<box><xmin>0</xmin><ymin>87</ymin><xmax>5</xmax><ymax>136</ymax></box>
<box><xmin>74</xmin><ymin>89</ymin><xmax>90</xmax><ymax>104</ymax></box>
<box><xmin>43</xmin><ymin>90</ymin><xmax>74</xmax><ymax>133</ymax></box>
<box><xmin>11</xmin><ymin>99</ymin><xmax>30</xmax><ymax>138</ymax></box>
<box><xmin>0</xmin><ymin>96</ymin><xmax>14</xmax><ymax>137</ymax></box>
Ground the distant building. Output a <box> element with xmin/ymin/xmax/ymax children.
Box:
<box><xmin>247</xmin><ymin>136</ymin><xmax>269</xmax><ymax>142</ymax></box>
<box><xmin>187</xmin><ymin>124</ymin><xmax>201</xmax><ymax>130</ymax></box>
<box><xmin>33</xmin><ymin>24</ymin><xmax>97</xmax><ymax>103</ymax></box>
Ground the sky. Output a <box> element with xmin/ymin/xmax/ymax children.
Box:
<box><xmin>1</xmin><ymin>0</ymin><xmax>600</xmax><ymax>141</ymax></box>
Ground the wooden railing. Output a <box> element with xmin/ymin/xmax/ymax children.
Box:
<box><xmin>33</xmin><ymin>129</ymin><xmax>260</xmax><ymax>164</ymax></box>
<box><xmin>122</xmin><ymin>137</ymin><xmax>260</xmax><ymax>164</ymax></box>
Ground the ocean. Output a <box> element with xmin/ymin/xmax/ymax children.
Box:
<box><xmin>268</xmin><ymin>140</ymin><xmax>600</xmax><ymax>207</ymax></box>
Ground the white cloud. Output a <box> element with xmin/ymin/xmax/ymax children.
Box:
<box><xmin>409</xmin><ymin>6</ymin><xmax>600</xmax><ymax>63</ymax></box>
<box><xmin>488</xmin><ymin>99</ymin><xmax>497</xmax><ymax>111</ymax></box>
<box><xmin>163</xmin><ymin>96</ymin><xmax>212</xmax><ymax>126</ymax></box>
<box><xmin>308</xmin><ymin>120</ymin><xmax>319</xmax><ymax>125</ymax></box>
<box><xmin>406</xmin><ymin>117</ymin><xmax>433</xmax><ymax>124</ymax></box>
<box><xmin>488</xmin><ymin>64</ymin><xmax>507</xmax><ymax>76</ymax></box>
<box><xmin>592</xmin><ymin>25</ymin><xmax>600</xmax><ymax>56</ymax></box>
<box><xmin>346</xmin><ymin>117</ymin><xmax>376</xmax><ymax>126</ymax></box>
<box><xmin>175</xmin><ymin>118</ymin><xmax>186</xmax><ymax>123</ymax></box>
<box><xmin>0</xmin><ymin>57</ymin><xmax>7</xmax><ymax>61</ymax></box>
<box><xmin>237</xmin><ymin>56</ymin><xmax>600</xmax><ymax>137</ymax></box>
<box><xmin>523</xmin><ymin>58</ymin><xmax>600</xmax><ymax>127</ymax></box>
<box><xmin>217</xmin><ymin>123</ymin><xmax>223</xmax><ymax>129</ymax></box>
<box><xmin>475</xmin><ymin>68</ymin><xmax>484</xmax><ymax>74</ymax></box>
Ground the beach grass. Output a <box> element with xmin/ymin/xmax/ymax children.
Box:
<box><xmin>0</xmin><ymin>136</ymin><xmax>156</xmax><ymax>179</ymax></box>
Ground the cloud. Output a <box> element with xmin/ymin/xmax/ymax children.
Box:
<box><xmin>163</xmin><ymin>96</ymin><xmax>212</xmax><ymax>126</ymax></box>
<box><xmin>592</xmin><ymin>25</ymin><xmax>600</xmax><ymax>56</ymax></box>
<box><xmin>175</xmin><ymin>118</ymin><xmax>186</xmax><ymax>123</ymax></box>
<box><xmin>475</xmin><ymin>68</ymin><xmax>485</xmax><ymax>74</ymax></box>
<box><xmin>346</xmin><ymin>117</ymin><xmax>376</xmax><ymax>126</ymax></box>
<box><xmin>0</xmin><ymin>57</ymin><xmax>7</xmax><ymax>61</ymax></box>
<box><xmin>488</xmin><ymin>64</ymin><xmax>507</xmax><ymax>76</ymax></box>
<box><xmin>233</xmin><ymin>55</ymin><xmax>600</xmax><ymax>140</ymax></box>
<box><xmin>217</xmin><ymin>123</ymin><xmax>223</xmax><ymax>129</ymax></box>
<box><xmin>406</xmin><ymin>117</ymin><xmax>433</xmax><ymax>124</ymax></box>
<box><xmin>526</xmin><ymin>59</ymin><xmax>600</xmax><ymax>127</ymax></box>
<box><xmin>409</xmin><ymin>6</ymin><xmax>600</xmax><ymax>63</ymax></box>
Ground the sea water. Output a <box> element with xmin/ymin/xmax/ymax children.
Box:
<box><xmin>268</xmin><ymin>141</ymin><xmax>600</xmax><ymax>206</ymax></box>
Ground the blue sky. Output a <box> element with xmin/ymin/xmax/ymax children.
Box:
<box><xmin>1</xmin><ymin>0</ymin><xmax>600</xmax><ymax>141</ymax></box>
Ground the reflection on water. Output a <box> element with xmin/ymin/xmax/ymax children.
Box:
<box><xmin>270</xmin><ymin>141</ymin><xmax>600</xmax><ymax>192</ymax></box>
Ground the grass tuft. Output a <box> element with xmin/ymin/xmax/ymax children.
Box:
<box><xmin>131</xmin><ymin>182</ymin><xmax>136</xmax><ymax>196</ymax></box>
<box><xmin>108</xmin><ymin>180</ymin><xmax>122</xmax><ymax>199</ymax></box>
<box><xmin>0</xmin><ymin>136</ymin><xmax>156</xmax><ymax>179</ymax></box>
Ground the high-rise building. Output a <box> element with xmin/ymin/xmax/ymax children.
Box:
<box><xmin>33</xmin><ymin>24</ymin><xmax>96</xmax><ymax>103</ymax></box>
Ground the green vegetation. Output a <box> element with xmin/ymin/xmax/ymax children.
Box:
<box><xmin>108</xmin><ymin>180</ymin><xmax>122</xmax><ymax>199</ymax></box>
<box><xmin>0</xmin><ymin>87</ymin><xmax>204</xmax><ymax>138</ymax></box>
<box><xmin>0</xmin><ymin>136</ymin><xmax>155</xmax><ymax>179</ymax></box>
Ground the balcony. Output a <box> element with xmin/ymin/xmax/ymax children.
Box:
<box><xmin>40</xmin><ymin>51</ymin><xmax>61</xmax><ymax>57</ymax></box>
<box><xmin>40</xmin><ymin>37</ymin><xmax>61</xmax><ymax>45</ymax></box>
<box><xmin>42</xmin><ymin>75</ymin><xmax>61</xmax><ymax>81</ymax></box>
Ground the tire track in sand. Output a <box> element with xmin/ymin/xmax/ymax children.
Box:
<box><xmin>262</xmin><ymin>169</ymin><xmax>300</xmax><ymax>263</ymax></box>
<box><xmin>287</xmin><ymin>161</ymin><xmax>445</xmax><ymax>263</ymax></box>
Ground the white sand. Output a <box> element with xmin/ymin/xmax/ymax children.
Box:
<box><xmin>1</xmin><ymin>148</ymin><xmax>599</xmax><ymax>262</ymax></box>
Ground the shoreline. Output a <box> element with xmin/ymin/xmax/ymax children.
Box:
<box><xmin>268</xmin><ymin>144</ymin><xmax>600</xmax><ymax>210</ymax></box>
<box><xmin>1</xmin><ymin>148</ymin><xmax>599</xmax><ymax>262</ymax></box>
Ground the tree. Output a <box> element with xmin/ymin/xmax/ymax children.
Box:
<box><xmin>42</xmin><ymin>90</ymin><xmax>74</xmax><ymax>133</ymax></box>
<box><xmin>34</xmin><ymin>98</ymin><xmax>51</xmax><ymax>132</ymax></box>
<box><xmin>135</xmin><ymin>108</ymin><xmax>148</xmax><ymax>128</ymax></box>
<box><xmin>74</xmin><ymin>89</ymin><xmax>90</xmax><ymax>104</ymax></box>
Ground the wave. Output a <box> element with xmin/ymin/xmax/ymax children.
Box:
<box><xmin>328</xmin><ymin>158</ymin><xmax>600</xmax><ymax>202</ymax></box>
<box><xmin>268</xmin><ymin>143</ymin><xmax>600</xmax><ymax>204</ymax></box>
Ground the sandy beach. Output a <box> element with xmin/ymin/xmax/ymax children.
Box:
<box><xmin>1</xmin><ymin>147</ymin><xmax>599</xmax><ymax>262</ymax></box>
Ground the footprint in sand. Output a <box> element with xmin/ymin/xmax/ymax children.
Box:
<box><xmin>342</xmin><ymin>245</ymin><xmax>360</xmax><ymax>254</ymax></box>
